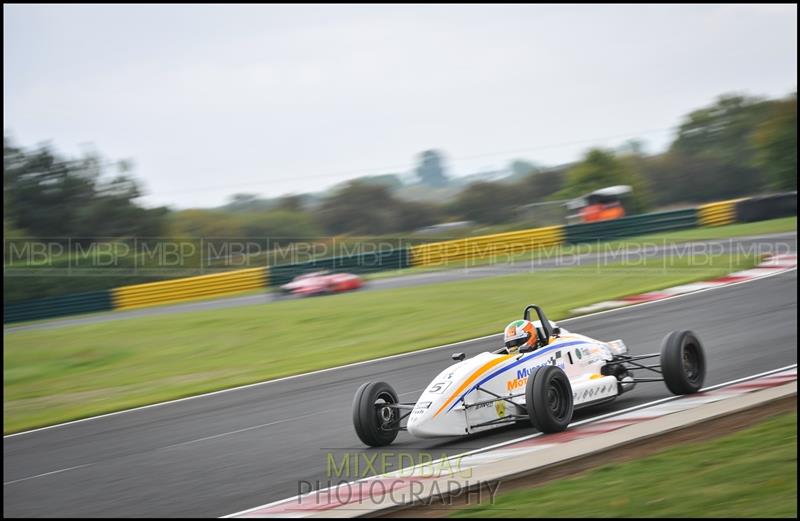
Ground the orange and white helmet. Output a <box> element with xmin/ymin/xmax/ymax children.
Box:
<box><xmin>503</xmin><ymin>320</ymin><xmax>538</xmax><ymax>354</ymax></box>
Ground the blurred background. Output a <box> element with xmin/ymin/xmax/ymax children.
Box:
<box><xmin>3</xmin><ymin>4</ymin><xmax>797</xmax><ymax>301</ymax></box>
<box><xmin>3</xmin><ymin>6</ymin><xmax>797</xmax><ymax>518</ymax></box>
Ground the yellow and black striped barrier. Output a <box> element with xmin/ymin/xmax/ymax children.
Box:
<box><xmin>698</xmin><ymin>198</ymin><xmax>744</xmax><ymax>227</ymax></box>
<box><xmin>410</xmin><ymin>225</ymin><xmax>565</xmax><ymax>267</ymax></box>
<box><xmin>112</xmin><ymin>267</ymin><xmax>269</xmax><ymax>311</ymax></box>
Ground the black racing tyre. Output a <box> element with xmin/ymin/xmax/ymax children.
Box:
<box><xmin>352</xmin><ymin>381</ymin><xmax>400</xmax><ymax>447</ymax></box>
<box><xmin>525</xmin><ymin>366</ymin><xmax>574</xmax><ymax>433</ymax></box>
<box><xmin>660</xmin><ymin>330</ymin><xmax>706</xmax><ymax>395</ymax></box>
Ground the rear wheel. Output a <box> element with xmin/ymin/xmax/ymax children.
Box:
<box><xmin>352</xmin><ymin>382</ymin><xmax>400</xmax><ymax>447</ymax></box>
<box><xmin>660</xmin><ymin>330</ymin><xmax>706</xmax><ymax>394</ymax></box>
<box><xmin>525</xmin><ymin>366</ymin><xmax>574</xmax><ymax>433</ymax></box>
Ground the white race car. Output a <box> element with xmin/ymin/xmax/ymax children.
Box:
<box><xmin>352</xmin><ymin>304</ymin><xmax>706</xmax><ymax>446</ymax></box>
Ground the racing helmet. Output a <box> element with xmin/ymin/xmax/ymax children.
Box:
<box><xmin>503</xmin><ymin>320</ymin><xmax>538</xmax><ymax>354</ymax></box>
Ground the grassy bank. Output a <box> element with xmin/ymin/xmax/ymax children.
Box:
<box><xmin>454</xmin><ymin>411</ymin><xmax>798</xmax><ymax>518</ymax></box>
<box><xmin>3</xmin><ymin>251</ymin><xmax>760</xmax><ymax>434</ymax></box>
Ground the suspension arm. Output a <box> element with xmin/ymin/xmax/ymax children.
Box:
<box><xmin>469</xmin><ymin>414</ymin><xmax>527</xmax><ymax>429</ymax></box>
<box><xmin>464</xmin><ymin>386</ymin><xmax>524</xmax><ymax>409</ymax></box>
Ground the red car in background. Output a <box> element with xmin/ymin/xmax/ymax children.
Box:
<box><xmin>278</xmin><ymin>270</ymin><xmax>364</xmax><ymax>297</ymax></box>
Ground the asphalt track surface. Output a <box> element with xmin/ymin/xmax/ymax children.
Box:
<box><xmin>4</xmin><ymin>232</ymin><xmax>796</xmax><ymax>334</ymax></box>
<box><xmin>4</xmin><ymin>266</ymin><xmax>797</xmax><ymax>517</ymax></box>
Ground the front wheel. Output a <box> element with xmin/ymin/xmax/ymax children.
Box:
<box><xmin>526</xmin><ymin>366</ymin><xmax>574</xmax><ymax>433</ymax></box>
<box><xmin>660</xmin><ymin>330</ymin><xmax>706</xmax><ymax>394</ymax></box>
<box><xmin>352</xmin><ymin>381</ymin><xmax>400</xmax><ymax>447</ymax></box>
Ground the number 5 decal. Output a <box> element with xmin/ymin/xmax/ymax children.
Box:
<box><xmin>428</xmin><ymin>381</ymin><xmax>451</xmax><ymax>394</ymax></box>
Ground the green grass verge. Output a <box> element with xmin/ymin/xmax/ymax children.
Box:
<box><xmin>3</xmin><ymin>251</ymin><xmax>760</xmax><ymax>434</ymax></box>
<box><xmin>593</xmin><ymin>216</ymin><xmax>797</xmax><ymax>244</ymax></box>
<box><xmin>453</xmin><ymin>411</ymin><xmax>798</xmax><ymax>518</ymax></box>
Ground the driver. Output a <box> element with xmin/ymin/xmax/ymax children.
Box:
<box><xmin>503</xmin><ymin>320</ymin><xmax>539</xmax><ymax>354</ymax></box>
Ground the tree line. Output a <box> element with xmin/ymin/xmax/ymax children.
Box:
<box><xmin>4</xmin><ymin>91</ymin><xmax>796</xmax><ymax>242</ymax></box>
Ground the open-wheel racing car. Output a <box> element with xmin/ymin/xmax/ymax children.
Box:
<box><xmin>352</xmin><ymin>304</ymin><xmax>706</xmax><ymax>447</ymax></box>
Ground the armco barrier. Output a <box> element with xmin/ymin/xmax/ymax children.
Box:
<box><xmin>410</xmin><ymin>225</ymin><xmax>564</xmax><ymax>267</ymax></box>
<box><xmin>736</xmin><ymin>192</ymin><xmax>797</xmax><ymax>222</ymax></box>
<box><xmin>698</xmin><ymin>198</ymin><xmax>743</xmax><ymax>227</ymax></box>
<box><xmin>268</xmin><ymin>247</ymin><xmax>410</xmax><ymax>287</ymax></box>
<box><xmin>565</xmin><ymin>208</ymin><xmax>698</xmax><ymax>243</ymax></box>
<box><xmin>112</xmin><ymin>267</ymin><xmax>269</xmax><ymax>311</ymax></box>
<box><xmin>3</xmin><ymin>289</ymin><xmax>113</xmax><ymax>324</ymax></box>
<box><xmin>6</xmin><ymin>194</ymin><xmax>796</xmax><ymax>324</ymax></box>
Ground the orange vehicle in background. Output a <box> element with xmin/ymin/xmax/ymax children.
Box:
<box><xmin>581</xmin><ymin>200</ymin><xmax>626</xmax><ymax>222</ymax></box>
<box><xmin>567</xmin><ymin>185</ymin><xmax>632</xmax><ymax>224</ymax></box>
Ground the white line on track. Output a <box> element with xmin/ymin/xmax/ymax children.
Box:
<box><xmin>3</xmin><ymin>464</ymin><xmax>93</xmax><ymax>486</ymax></box>
<box><xmin>159</xmin><ymin>412</ymin><xmax>322</xmax><ymax>450</ymax></box>
<box><xmin>4</xmin><ymin>412</ymin><xmax>329</xmax><ymax>486</ymax></box>
<box><xmin>221</xmin><ymin>362</ymin><xmax>799</xmax><ymax>518</ymax></box>
<box><xmin>4</xmin><ymin>265</ymin><xmax>796</xmax><ymax>439</ymax></box>
<box><xmin>3</xmin><ymin>389</ymin><xmax>426</xmax><ymax>489</ymax></box>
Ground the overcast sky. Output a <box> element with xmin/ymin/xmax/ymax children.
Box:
<box><xmin>4</xmin><ymin>4</ymin><xmax>797</xmax><ymax>208</ymax></box>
